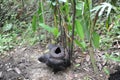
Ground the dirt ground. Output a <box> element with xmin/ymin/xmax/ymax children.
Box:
<box><xmin>0</xmin><ymin>44</ymin><xmax>120</xmax><ymax>80</ymax></box>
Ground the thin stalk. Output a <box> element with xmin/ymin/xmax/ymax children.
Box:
<box><xmin>41</xmin><ymin>0</ymin><xmax>45</xmax><ymax>23</ymax></box>
<box><xmin>89</xmin><ymin>18</ymin><xmax>99</xmax><ymax>75</ymax></box>
<box><xmin>85</xmin><ymin>0</ymin><xmax>99</xmax><ymax>74</ymax></box>
<box><xmin>57</xmin><ymin>3</ymin><xmax>63</xmax><ymax>45</ymax></box>
<box><xmin>41</xmin><ymin>0</ymin><xmax>46</xmax><ymax>41</ymax></box>
<box><xmin>89</xmin><ymin>42</ymin><xmax>98</xmax><ymax>73</ymax></box>
<box><xmin>70</xmin><ymin>0</ymin><xmax>76</xmax><ymax>60</ymax></box>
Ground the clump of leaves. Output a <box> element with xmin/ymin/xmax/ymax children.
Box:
<box><xmin>103</xmin><ymin>66</ymin><xmax>110</xmax><ymax>75</ymax></box>
<box><xmin>105</xmin><ymin>52</ymin><xmax>120</xmax><ymax>62</ymax></box>
<box><xmin>0</xmin><ymin>34</ymin><xmax>13</xmax><ymax>53</ymax></box>
<box><xmin>22</xmin><ymin>24</ymin><xmax>39</xmax><ymax>45</ymax></box>
<box><xmin>103</xmin><ymin>52</ymin><xmax>120</xmax><ymax>75</ymax></box>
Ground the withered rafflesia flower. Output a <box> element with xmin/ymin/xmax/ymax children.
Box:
<box><xmin>38</xmin><ymin>44</ymin><xmax>71</xmax><ymax>73</ymax></box>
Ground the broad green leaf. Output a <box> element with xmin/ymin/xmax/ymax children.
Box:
<box><xmin>92</xmin><ymin>32</ymin><xmax>100</xmax><ymax>48</ymax></box>
<box><xmin>3</xmin><ymin>23</ymin><xmax>12</xmax><ymax>32</ymax></box>
<box><xmin>75</xmin><ymin>20</ymin><xmax>84</xmax><ymax>40</ymax></box>
<box><xmin>110</xmin><ymin>57</ymin><xmax>120</xmax><ymax>62</ymax></box>
<box><xmin>76</xmin><ymin>1</ymin><xmax>84</xmax><ymax>10</ymax></box>
<box><xmin>75</xmin><ymin>39</ymin><xmax>86</xmax><ymax>50</ymax></box>
<box><xmin>32</xmin><ymin>14</ymin><xmax>37</xmax><ymax>31</ymax></box>
<box><xmin>105</xmin><ymin>53</ymin><xmax>120</xmax><ymax>62</ymax></box>
<box><xmin>39</xmin><ymin>23</ymin><xmax>52</xmax><ymax>33</ymax></box>
<box><xmin>109</xmin><ymin>53</ymin><xmax>120</xmax><ymax>62</ymax></box>
<box><xmin>80</xmin><ymin>19</ymin><xmax>90</xmax><ymax>40</ymax></box>
<box><xmin>76</xmin><ymin>10</ymin><xmax>82</xmax><ymax>18</ymax></box>
<box><xmin>39</xmin><ymin>23</ymin><xmax>60</xmax><ymax>38</ymax></box>
<box><xmin>52</xmin><ymin>27</ymin><xmax>60</xmax><ymax>38</ymax></box>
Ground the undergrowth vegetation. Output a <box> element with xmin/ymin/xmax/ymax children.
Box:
<box><xmin>0</xmin><ymin>0</ymin><xmax>39</xmax><ymax>53</ymax></box>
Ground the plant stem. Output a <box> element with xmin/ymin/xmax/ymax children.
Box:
<box><xmin>89</xmin><ymin>43</ymin><xmax>98</xmax><ymax>73</ymax></box>
<box><xmin>70</xmin><ymin>0</ymin><xmax>76</xmax><ymax>60</ymax></box>
<box><xmin>41</xmin><ymin>0</ymin><xmax>46</xmax><ymax>42</ymax></box>
<box><xmin>41</xmin><ymin>0</ymin><xmax>45</xmax><ymax>23</ymax></box>
<box><xmin>89</xmin><ymin>18</ymin><xmax>99</xmax><ymax>75</ymax></box>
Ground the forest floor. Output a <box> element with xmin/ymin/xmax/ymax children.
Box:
<box><xmin>0</xmin><ymin>44</ymin><xmax>119</xmax><ymax>80</ymax></box>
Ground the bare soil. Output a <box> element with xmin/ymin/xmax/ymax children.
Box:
<box><xmin>0</xmin><ymin>44</ymin><xmax>119</xmax><ymax>80</ymax></box>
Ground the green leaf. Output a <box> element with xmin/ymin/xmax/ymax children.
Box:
<box><xmin>110</xmin><ymin>57</ymin><xmax>120</xmax><ymax>62</ymax></box>
<box><xmin>98</xmin><ymin>5</ymin><xmax>106</xmax><ymax>16</ymax></box>
<box><xmin>38</xmin><ymin>2</ymin><xmax>42</xmax><ymax>14</ymax></box>
<box><xmin>103</xmin><ymin>67</ymin><xmax>110</xmax><ymax>75</ymax></box>
<box><xmin>59</xmin><ymin>0</ymin><xmax>67</xmax><ymax>3</ymax></box>
<box><xmin>75</xmin><ymin>20</ymin><xmax>84</xmax><ymax>40</ymax></box>
<box><xmin>107</xmin><ymin>4</ymin><xmax>112</xmax><ymax>17</ymax></box>
<box><xmin>91</xmin><ymin>5</ymin><xmax>102</xmax><ymax>12</ymax></box>
<box><xmin>39</xmin><ymin>23</ymin><xmax>52</xmax><ymax>32</ymax></box>
<box><xmin>105</xmin><ymin>53</ymin><xmax>120</xmax><ymax>62</ymax></box>
<box><xmin>106</xmin><ymin>16</ymin><xmax>110</xmax><ymax>29</ymax></box>
<box><xmin>3</xmin><ymin>23</ymin><xmax>12</xmax><ymax>32</ymax></box>
<box><xmin>92</xmin><ymin>32</ymin><xmax>100</xmax><ymax>48</ymax></box>
<box><xmin>39</xmin><ymin>23</ymin><xmax>60</xmax><ymax>38</ymax></box>
<box><xmin>75</xmin><ymin>39</ymin><xmax>86</xmax><ymax>50</ymax></box>
<box><xmin>52</xmin><ymin>27</ymin><xmax>60</xmax><ymax>38</ymax></box>
<box><xmin>38</xmin><ymin>2</ymin><xmax>43</xmax><ymax>23</ymax></box>
<box><xmin>81</xmin><ymin>19</ymin><xmax>90</xmax><ymax>40</ymax></box>
<box><xmin>32</xmin><ymin>14</ymin><xmax>37</xmax><ymax>31</ymax></box>
<box><xmin>76</xmin><ymin>1</ymin><xmax>84</xmax><ymax>10</ymax></box>
<box><xmin>75</xmin><ymin>64</ymin><xmax>80</xmax><ymax>67</ymax></box>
